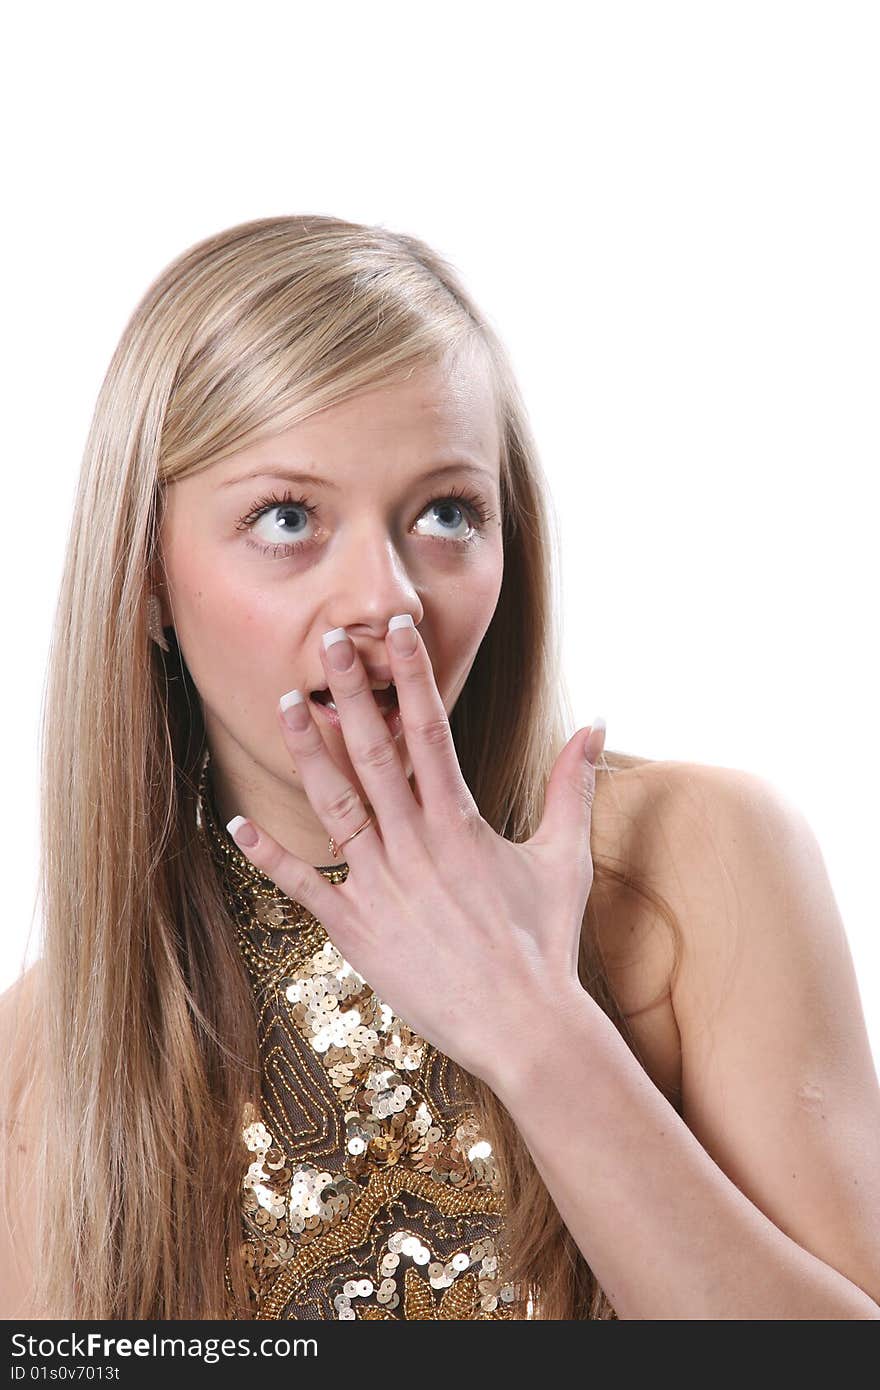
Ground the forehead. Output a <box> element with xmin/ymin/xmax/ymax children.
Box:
<box><xmin>213</xmin><ymin>349</ymin><xmax>501</xmax><ymax>489</ymax></box>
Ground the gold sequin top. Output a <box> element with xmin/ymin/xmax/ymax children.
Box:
<box><xmin>197</xmin><ymin>751</ymin><xmax>532</xmax><ymax>1320</ymax></box>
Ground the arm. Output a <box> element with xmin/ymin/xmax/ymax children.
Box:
<box><xmin>489</xmin><ymin>766</ymin><xmax>880</xmax><ymax>1319</ymax></box>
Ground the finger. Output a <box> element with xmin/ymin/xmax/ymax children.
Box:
<box><xmin>225</xmin><ymin>813</ymin><xmax>353</xmax><ymax>940</ymax></box>
<box><xmin>584</xmin><ymin>716</ymin><xmax>606</xmax><ymax>768</ymax></box>
<box><xmin>530</xmin><ymin>717</ymin><xmax>606</xmax><ymax>858</ymax></box>
<box><xmin>384</xmin><ymin>614</ymin><xmax>480</xmax><ymax>822</ymax></box>
<box><xmin>318</xmin><ymin>626</ymin><xmax>421</xmax><ymax>840</ymax></box>
<box><xmin>277</xmin><ymin>689</ymin><xmax>383</xmax><ymax>864</ymax></box>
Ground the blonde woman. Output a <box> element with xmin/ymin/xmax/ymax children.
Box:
<box><xmin>2</xmin><ymin>215</ymin><xmax>879</xmax><ymax>1321</ymax></box>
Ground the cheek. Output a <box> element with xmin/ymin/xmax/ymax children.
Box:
<box><xmin>433</xmin><ymin>563</ymin><xmax>503</xmax><ymax>688</ymax></box>
<box><xmin>168</xmin><ymin>557</ymin><xmax>295</xmax><ymax>703</ymax></box>
<box><xmin>455</xmin><ymin>550</ymin><xmax>504</xmax><ymax>628</ymax></box>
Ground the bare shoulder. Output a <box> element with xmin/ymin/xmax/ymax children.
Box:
<box><xmin>0</xmin><ymin>960</ymin><xmax>44</xmax><ymax>1109</ymax></box>
<box><xmin>590</xmin><ymin>755</ymin><xmax>793</xmax><ymax>1110</ymax></box>
<box><xmin>0</xmin><ymin>960</ymin><xmax>45</xmax><ymax>1318</ymax></box>
<box><xmin>590</xmin><ymin>756</ymin><xmax>726</xmax><ymax>1110</ymax></box>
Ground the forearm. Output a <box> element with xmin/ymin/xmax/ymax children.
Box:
<box><xmin>490</xmin><ymin>991</ymin><xmax>880</xmax><ymax>1320</ymax></box>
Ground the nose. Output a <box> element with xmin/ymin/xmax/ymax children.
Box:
<box><xmin>322</xmin><ymin>526</ymin><xmax>423</xmax><ymax>639</ymax></box>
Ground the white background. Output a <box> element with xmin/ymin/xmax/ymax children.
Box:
<box><xmin>2</xmin><ymin>2</ymin><xmax>878</xmax><ymax>1073</ymax></box>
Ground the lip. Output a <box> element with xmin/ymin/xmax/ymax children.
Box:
<box><xmin>310</xmin><ymin>693</ymin><xmax>403</xmax><ymax>739</ymax></box>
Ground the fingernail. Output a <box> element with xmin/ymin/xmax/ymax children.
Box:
<box><xmin>323</xmin><ymin>626</ymin><xmax>355</xmax><ymax>671</ymax></box>
<box><xmin>387</xmin><ymin>613</ymin><xmax>417</xmax><ymax>655</ymax></box>
<box><xmin>586</xmin><ymin>716</ymin><xmax>606</xmax><ymax>764</ymax></box>
<box><xmin>280</xmin><ymin>688</ymin><xmax>310</xmax><ymax>731</ymax></box>
<box><xmin>227</xmin><ymin>815</ymin><xmax>258</xmax><ymax>847</ymax></box>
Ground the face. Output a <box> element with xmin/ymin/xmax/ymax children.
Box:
<box><xmin>157</xmin><ymin>348</ymin><xmax>505</xmax><ymax>867</ymax></box>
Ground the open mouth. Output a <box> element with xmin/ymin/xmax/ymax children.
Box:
<box><xmin>308</xmin><ymin>678</ymin><xmax>400</xmax><ymax>733</ymax></box>
<box><xmin>309</xmin><ymin>682</ymin><xmax>400</xmax><ymax>716</ymax></box>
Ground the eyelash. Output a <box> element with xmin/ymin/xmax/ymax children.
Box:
<box><xmin>235</xmin><ymin>485</ymin><xmax>498</xmax><ymax>558</ymax></box>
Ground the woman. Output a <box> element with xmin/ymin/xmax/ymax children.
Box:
<box><xmin>2</xmin><ymin>215</ymin><xmax>879</xmax><ymax>1321</ymax></box>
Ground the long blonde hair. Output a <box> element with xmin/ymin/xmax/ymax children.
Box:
<box><xmin>16</xmin><ymin>215</ymin><xmax>681</xmax><ymax>1318</ymax></box>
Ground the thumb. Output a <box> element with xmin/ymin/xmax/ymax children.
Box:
<box><xmin>532</xmin><ymin>716</ymin><xmax>606</xmax><ymax>854</ymax></box>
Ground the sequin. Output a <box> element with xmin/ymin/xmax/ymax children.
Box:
<box><xmin>197</xmin><ymin>749</ymin><xmax>533</xmax><ymax>1320</ymax></box>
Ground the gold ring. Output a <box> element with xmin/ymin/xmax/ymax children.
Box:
<box><xmin>328</xmin><ymin>813</ymin><xmax>374</xmax><ymax>859</ymax></box>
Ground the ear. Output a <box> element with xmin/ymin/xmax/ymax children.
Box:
<box><xmin>147</xmin><ymin>559</ymin><xmax>172</xmax><ymax>630</ymax></box>
<box><xmin>148</xmin><ymin>490</ymin><xmax>172</xmax><ymax>627</ymax></box>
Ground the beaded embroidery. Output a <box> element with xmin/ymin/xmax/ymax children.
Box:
<box><xmin>196</xmin><ymin>750</ymin><xmax>531</xmax><ymax>1319</ymax></box>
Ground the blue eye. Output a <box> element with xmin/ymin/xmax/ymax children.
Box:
<box><xmin>235</xmin><ymin>486</ymin><xmax>497</xmax><ymax>559</ymax></box>
<box><xmin>413</xmin><ymin>495</ymin><xmax>482</xmax><ymax>542</ymax></box>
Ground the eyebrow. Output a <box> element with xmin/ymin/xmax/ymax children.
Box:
<box><xmin>219</xmin><ymin>461</ymin><xmax>497</xmax><ymax>492</ymax></box>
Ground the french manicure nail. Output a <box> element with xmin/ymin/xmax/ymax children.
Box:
<box><xmin>387</xmin><ymin>613</ymin><xmax>417</xmax><ymax>655</ymax></box>
<box><xmin>323</xmin><ymin>627</ymin><xmax>355</xmax><ymax>671</ymax></box>
<box><xmin>280</xmin><ymin>688</ymin><xmax>310</xmax><ymax>731</ymax></box>
<box><xmin>586</xmin><ymin>716</ymin><xmax>606</xmax><ymax>765</ymax></box>
<box><xmin>227</xmin><ymin>815</ymin><xmax>258</xmax><ymax>847</ymax></box>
